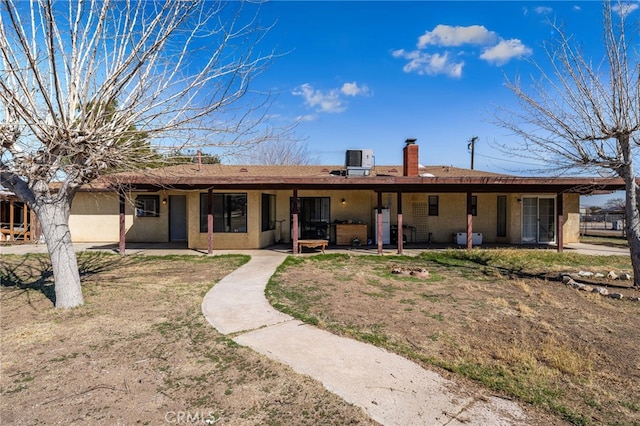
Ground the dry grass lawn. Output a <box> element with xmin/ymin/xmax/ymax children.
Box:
<box><xmin>0</xmin><ymin>252</ymin><xmax>375</xmax><ymax>425</ymax></box>
<box><xmin>266</xmin><ymin>249</ymin><xmax>640</xmax><ymax>426</ymax></box>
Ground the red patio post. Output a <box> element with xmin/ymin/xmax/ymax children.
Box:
<box><xmin>292</xmin><ymin>189</ymin><xmax>299</xmax><ymax>254</ymax></box>
<box><xmin>466</xmin><ymin>192</ymin><xmax>473</xmax><ymax>250</ymax></box>
<box><xmin>397</xmin><ymin>192</ymin><xmax>403</xmax><ymax>255</ymax></box>
<box><xmin>119</xmin><ymin>189</ymin><xmax>126</xmax><ymax>255</ymax></box>
<box><xmin>207</xmin><ymin>188</ymin><xmax>214</xmax><ymax>255</ymax></box>
<box><xmin>557</xmin><ymin>193</ymin><xmax>564</xmax><ymax>252</ymax></box>
<box><xmin>377</xmin><ymin>192</ymin><xmax>383</xmax><ymax>255</ymax></box>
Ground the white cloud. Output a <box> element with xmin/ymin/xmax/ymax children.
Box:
<box><xmin>292</xmin><ymin>82</ymin><xmax>369</xmax><ymax>114</ymax></box>
<box><xmin>479</xmin><ymin>39</ymin><xmax>533</xmax><ymax>65</ymax></box>
<box><xmin>392</xmin><ymin>49</ymin><xmax>463</xmax><ymax>78</ymax></box>
<box><xmin>395</xmin><ymin>24</ymin><xmax>532</xmax><ymax>77</ymax></box>
<box><xmin>534</xmin><ymin>6</ymin><xmax>553</xmax><ymax>14</ymax></box>
<box><xmin>418</xmin><ymin>24</ymin><xmax>497</xmax><ymax>48</ymax></box>
<box><xmin>341</xmin><ymin>81</ymin><xmax>370</xmax><ymax>96</ymax></box>
<box><xmin>613</xmin><ymin>2</ymin><xmax>639</xmax><ymax>17</ymax></box>
<box><xmin>296</xmin><ymin>113</ymin><xmax>318</xmax><ymax>122</ymax></box>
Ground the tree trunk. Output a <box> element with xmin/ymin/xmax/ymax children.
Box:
<box><xmin>621</xmin><ymin>138</ymin><xmax>640</xmax><ymax>288</ymax></box>
<box><xmin>625</xmin><ymin>182</ymin><xmax>640</xmax><ymax>288</ymax></box>
<box><xmin>34</xmin><ymin>200</ymin><xmax>84</xmax><ymax>308</ymax></box>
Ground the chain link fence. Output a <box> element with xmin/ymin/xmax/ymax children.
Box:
<box><xmin>580</xmin><ymin>213</ymin><xmax>626</xmax><ymax>237</ymax></box>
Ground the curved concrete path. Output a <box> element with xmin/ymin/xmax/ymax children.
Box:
<box><xmin>202</xmin><ymin>251</ymin><xmax>534</xmax><ymax>426</ymax></box>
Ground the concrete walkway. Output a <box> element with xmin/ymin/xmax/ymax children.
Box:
<box><xmin>201</xmin><ymin>250</ymin><xmax>533</xmax><ymax>426</ymax></box>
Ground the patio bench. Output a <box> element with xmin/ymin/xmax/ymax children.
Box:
<box><xmin>297</xmin><ymin>239</ymin><xmax>328</xmax><ymax>254</ymax></box>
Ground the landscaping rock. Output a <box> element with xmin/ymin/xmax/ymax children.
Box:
<box><xmin>619</xmin><ymin>273</ymin><xmax>632</xmax><ymax>281</ymax></box>
<box><xmin>410</xmin><ymin>269</ymin><xmax>430</xmax><ymax>278</ymax></box>
<box><xmin>592</xmin><ymin>287</ymin><xmax>609</xmax><ymax>296</ymax></box>
<box><xmin>578</xmin><ymin>271</ymin><xmax>594</xmax><ymax>277</ymax></box>
<box><xmin>607</xmin><ymin>271</ymin><xmax>619</xmax><ymax>280</ymax></box>
<box><xmin>391</xmin><ymin>267</ymin><xmax>429</xmax><ymax>278</ymax></box>
<box><xmin>594</xmin><ymin>273</ymin><xmax>605</xmax><ymax>279</ymax></box>
<box><xmin>608</xmin><ymin>293</ymin><xmax>624</xmax><ymax>300</ymax></box>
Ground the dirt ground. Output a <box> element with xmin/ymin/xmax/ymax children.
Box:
<box><xmin>267</xmin><ymin>251</ymin><xmax>640</xmax><ymax>426</ymax></box>
<box><xmin>0</xmin><ymin>252</ymin><xmax>375</xmax><ymax>425</ymax></box>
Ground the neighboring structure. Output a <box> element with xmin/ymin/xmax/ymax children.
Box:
<box><xmin>66</xmin><ymin>141</ymin><xmax>626</xmax><ymax>254</ymax></box>
<box><xmin>0</xmin><ymin>191</ymin><xmax>39</xmax><ymax>243</ymax></box>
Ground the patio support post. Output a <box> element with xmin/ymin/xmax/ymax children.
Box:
<box><xmin>377</xmin><ymin>191</ymin><xmax>383</xmax><ymax>255</ymax></box>
<box><xmin>22</xmin><ymin>203</ymin><xmax>27</xmax><ymax>240</ymax></box>
<box><xmin>466</xmin><ymin>192</ymin><xmax>473</xmax><ymax>250</ymax></box>
<box><xmin>207</xmin><ymin>188</ymin><xmax>214</xmax><ymax>255</ymax></box>
<box><xmin>119</xmin><ymin>189</ymin><xmax>126</xmax><ymax>255</ymax></box>
<box><xmin>557</xmin><ymin>193</ymin><xmax>564</xmax><ymax>253</ymax></box>
<box><xmin>9</xmin><ymin>200</ymin><xmax>14</xmax><ymax>240</ymax></box>
<box><xmin>292</xmin><ymin>189</ymin><xmax>299</xmax><ymax>254</ymax></box>
<box><xmin>397</xmin><ymin>192</ymin><xmax>403</xmax><ymax>254</ymax></box>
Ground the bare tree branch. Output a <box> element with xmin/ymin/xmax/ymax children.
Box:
<box><xmin>493</xmin><ymin>1</ymin><xmax>640</xmax><ymax>286</ymax></box>
<box><xmin>0</xmin><ymin>0</ymin><xmax>289</xmax><ymax>307</ymax></box>
<box><xmin>239</xmin><ymin>139</ymin><xmax>317</xmax><ymax>165</ymax></box>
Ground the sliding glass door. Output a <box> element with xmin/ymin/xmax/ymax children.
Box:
<box><xmin>291</xmin><ymin>197</ymin><xmax>330</xmax><ymax>239</ymax></box>
<box><xmin>522</xmin><ymin>197</ymin><xmax>555</xmax><ymax>243</ymax></box>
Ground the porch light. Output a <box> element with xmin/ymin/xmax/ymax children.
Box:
<box><xmin>341</xmin><ymin>198</ymin><xmax>346</xmax><ymax>205</ymax></box>
<box><xmin>162</xmin><ymin>198</ymin><xmax>168</xmax><ymax>205</ymax></box>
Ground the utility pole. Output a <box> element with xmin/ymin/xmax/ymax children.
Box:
<box><xmin>468</xmin><ymin>136</ymin><xmax>478</xmax><ymax>169</ymax></box>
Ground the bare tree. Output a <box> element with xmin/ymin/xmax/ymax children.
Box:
<box><xmin>605</xmin><ymin>197</ymin><xmax>626</xmax><ymax>211</ymax></box>
<box><xmin>494</xmin><ymin>1</ymin><xmax>640</xmax><ymax>286</ymax></box>
<box><xmin>241</xmin><ymin>139</ymin><xmax>316</xmax><ymax>165</ymax></box>
<box><xmin>0</xmin><ymin>0</ymin><xmax>285</xmax><ymax>307</ymax></box>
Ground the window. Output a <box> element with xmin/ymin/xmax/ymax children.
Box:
<box><xmin>199</xmin><ymin>193</ymin><xmax>247</xmax><ymax>233</ymax></box>
<box><xmin>135</xmin><ymin>195</ymin><xmax>160</xmax><ymax>217</ymax></box>
<box><xmin>262</xmin><ymin>194</ymin><xmax>276</xmax><ymax>231</ymax></box>
<box><xmin>471</xmin><ymin>196</ymin><xmax>478</xmax><ymax>216</ymax></box>
<box><xmin>428</xmin><ymin>195</ymin><xmax>439</xmax><ymax>216</ymax></box>
<box><xmin>497</xmin><ymin>196</ymin><xmax>507</xmax><ymax>237</ymax></box>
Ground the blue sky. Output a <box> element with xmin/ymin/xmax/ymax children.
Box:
<box><xmin>250</xmin><ymin>1</ymin><xmax>629</xmax><ymax>182</ymax></box>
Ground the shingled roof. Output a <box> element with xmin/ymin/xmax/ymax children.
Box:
<box><xmin>114</xmin><ymin>163</ymin><xmax>512</xmax><ymax>179</ymax></box>
<box><xmin>96</xmin><ymin>162</ymin><xmax>625</xmax><ymax>195</ymax></box>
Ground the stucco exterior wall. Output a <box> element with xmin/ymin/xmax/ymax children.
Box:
<box><xmin>126</xmin><ymin>192</ymin><xmax>168</xmax><ymax>243</ymax></box>
<box><xmin>70</xmin><ymin>191</ymin><xmax>172</xmax><ymax>243</ymax></box>
<box><xmin>70</xmin><ymin>192</ymin><xmax>121</xmax><ymax>242</ymax></box>
<box><xmin>508</xmin><ymin>194</ymin><xmax>522</xmax><ymax>244</ymax></box>
<box><xmin>563</xmin><ymin>193</ymin><xmax>580</xmax><ymax>243</ymax></box>
<box><xmin>68</xmin><ymin>189</ymin><xmax>582</xmax><ymax>248</ymax></box>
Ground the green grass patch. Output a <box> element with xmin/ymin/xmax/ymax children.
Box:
<box><xmin>580</xmin><ymin>235</ymin><xmax>628</xmax><ymax>248</ymax></box>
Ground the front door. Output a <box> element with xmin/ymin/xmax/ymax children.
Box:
<box><xmin>522</xmin><ymin>197</ymin><xmax>555</xmax><ymax>243</ymax></box>
<box><xmin>169</xmin><ymin>195</ymin><xmax>187</xmax><ymax>241</ymax></box>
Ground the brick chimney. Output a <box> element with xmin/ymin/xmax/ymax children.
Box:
<box><xmin>403</xmin><ymin>138</ymin><xmax>419</xmax><ymax>176</ymax></box>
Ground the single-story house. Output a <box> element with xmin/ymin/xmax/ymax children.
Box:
<box><xmin>64</xmin><ymin>141</ymin><xmax>626</xmax><ymax>254</ymax></box>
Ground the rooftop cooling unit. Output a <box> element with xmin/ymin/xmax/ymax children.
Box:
<box><xmin>345</xmin><ymin>149</ymin><xmax>374</xmax><ymax>169</ymax></box>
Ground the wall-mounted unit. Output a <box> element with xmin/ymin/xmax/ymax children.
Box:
<box><xmin>345</xmin><ymin>149</ymin><xmax>374</xmax><ymax>176</ymax></box>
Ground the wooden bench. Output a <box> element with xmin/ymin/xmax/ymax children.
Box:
<box><xmin>297</xmin><ymin>239</ymin><xmax>328</xmax><ymax>254</ymax></box>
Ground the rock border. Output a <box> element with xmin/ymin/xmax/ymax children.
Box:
<box><xmin>557</xmin><ymin>271</ymin><xmax>640</xmax><ymax>302</ymax></box>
